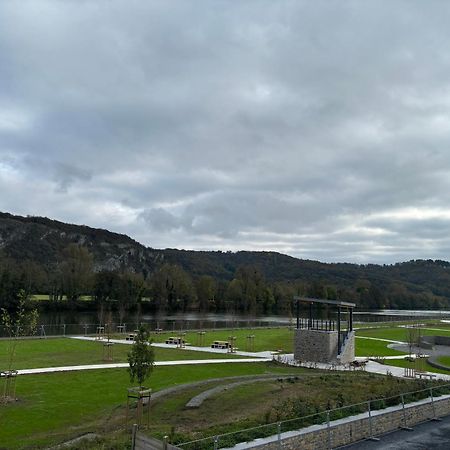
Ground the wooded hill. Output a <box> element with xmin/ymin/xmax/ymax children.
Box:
<box><xmin>1</xmin><ymin>211</ymin><xmax>450</xmax><ymax>313</ymax></box>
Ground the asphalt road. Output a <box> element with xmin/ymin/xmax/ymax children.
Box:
<box><xmin>340</xmin><ymin>415</ymin><xmax>450</xmax><ymax>449</ymax></box>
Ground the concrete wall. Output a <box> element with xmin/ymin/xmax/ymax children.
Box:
<box><xmin>242</xmin><ymin>394</ymin><xmax>450</xmax><ymax>450</ymax></box>
<box><xmin>338</xmin><ymin>331</ymin><xmax>355</xmax><ymax>365</ymax></box>
<box><xmin>294</xmin><ymin>329</ymin><xmax>354</xmax><ymax>364</ymax></box>
<box><xmin>420</xmin><ymin>335</ymin><xmax>450</xmax><ymax>349</ymax></box>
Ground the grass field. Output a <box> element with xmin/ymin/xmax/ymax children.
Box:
<box><xmin>381</xmin><ymin>358</ymin><xmax>450</xmax><ymax>375</ymax></box>
<box><xmin>0</xmin><ymin>338</ymin><xmax>243</xmax><ymax>370</ymax></box>
<box><xmin>356</xmin><ymin>325</ymin><xmax>450</xmax><ymax>342</ymax></box>
<box><xmin>0</xmin><ymin>362</ymin><xmax>305</xmax><ymax>449</ymax></box>
<box><xmin>437</xmin><ymin>356</ymin><xmax>450</xmax><ymax>367</ymax></box>
<box><xmin>0</xmin><ymin>327</ymin><xmax>411</xmax><ymax>370</ymax></box>
<box><xmin>355</xmin><ymin>337</ymin><xmax>405</xmax><ymax>357</ymax></box>
<box><xmin>148</xmin><ymin>327</ymin><xmax>294</xmax><ymax>353</ymax></box>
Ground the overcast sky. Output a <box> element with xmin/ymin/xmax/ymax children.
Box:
<box><xmin>2</xmin><ymin>1</ymin><xmax>450</xmax><ymax>264</ymax></box>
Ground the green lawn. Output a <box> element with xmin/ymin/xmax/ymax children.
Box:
<box><xmin>0</xmin><ymin>362</ymin><xmax>304</xmax><ymax>449</ymax></box>
<box><xmin>148</xmin><ymin>327</ymin><xmax>294</xmax><ymax>353</ymax></box>
<box><xmin>383</xmin><ymin>358</ymin><xmax>450</xmax><ymax>375</ymax></box>
<box><xmin>0</xmin><ymin>328</ymin><xmax>419</xmax><ymax>370</ymax></box>
<box><xmin>355</xmin><ymin>337</ymin><xmax>405</xmax><ymax>357</ymax></box>
<box><xmin>0</xmin><ymin>338</ymin><xmax>243</xmax><ymax>370</ymax></box>
<box><xmin>436</xmin><ymin>356</ymin><xmax>450</xmax><ymax>367</ymax></box>
<box><xmin>356</xmin><ymin>326</ymin><xmax>450</xmax><ymax>342</ymax></box>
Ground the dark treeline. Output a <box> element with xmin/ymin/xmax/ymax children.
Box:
<box><xmin>1</xmin><ymin>244</ymin><xmax>449</xmax><ymax>317</ymax></box>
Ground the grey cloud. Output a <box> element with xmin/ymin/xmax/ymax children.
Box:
<box><xmin>140</xmin><ymin>207</ymin><xmax>189</xmax><ymax>232</ymax></box>
<box><xmin>2</xmin><ymin>1</ymin><xmax>450</xmax><ymax>262</ymax></box>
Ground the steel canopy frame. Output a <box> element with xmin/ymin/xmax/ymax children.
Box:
<box><xmin>293</xmin><ymin>296</ymin><xmax>356</xmax><ymax>354</ymax></box>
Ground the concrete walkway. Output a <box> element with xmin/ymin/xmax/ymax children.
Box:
<box><xmin>276</xmin><ymin>354</ymin><xmax>450</xmax><ymax>381</ymax></box>
<box><xmin>16</xmin><ymin>357</ymin><xmax>272</xmax><ymax>376</ymax></box>
<box><xmin>356</xmin><ymin>336</ymin><xmax>406</xmax><ymax>344</ymax></box>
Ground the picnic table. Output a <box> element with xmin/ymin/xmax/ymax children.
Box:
<box><xmin>211</xmin><ymin>340</ymin><xmax>231</xmax><ymax>349</ymax></box>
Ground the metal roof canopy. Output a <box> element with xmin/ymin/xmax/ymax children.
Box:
<box><xmin>293</xmin><ymin>296</ymin><xmax>356</xmax><ymax>309</ymax></box>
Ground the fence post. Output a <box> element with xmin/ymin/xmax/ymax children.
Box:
<box><xmin>400</xmin><ymin>394</ymin><xmax>413</xmax><ymax>431</ymax></box>
<box><xmin>131</xmin><ymin>423</ymin><xmax>138</xmax><ymax>450</ymax></box>
<box><xmin>367</xmin><ymin>401</ymin><xmax>380</xmax><ymax>441</ymax></box>
<box><xmin>214</xmin><ymin>435</ymin><xmax>219</xmax><ymax>450</ymax></box>
<box><xmin>62</xmin><ymin>324</ymin><xmax>66</xmax><ymax>336</ymax></box>
<box><xmin>163</xmin><ymin>435</ymin><xmax>168</xmax><ymax>450</ymax></box>
<box><xmin>430</xmin><ymin>387</ymin><xmax>442</xmax><ymax>421</ymax></box>
<box><xmin>327</xmin><ymin>410</ymin><xmax>332</xmax><ymax>449</ymax></box>
<box><xmin>277</xmin><ymin>422</ymin><xmax>281</xmax><ymax>449</ymax></box>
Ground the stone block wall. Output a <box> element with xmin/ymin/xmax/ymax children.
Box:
<box><xmin>244</xmin><ymin>394</ymin><xmax>450</xmax><ymax>450</ymax></box>
<box><xmin>294</xmin><ymin>329</ymin><xmax>338</xmax><ymax>363</ymax></box>
<box><xmin>294</xmin><ymin>329</ymin><xmax>355</xmax><ymax>364</ymax></box>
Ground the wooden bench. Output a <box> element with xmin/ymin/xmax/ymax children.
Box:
<box><xmin>125</xmin><ymin>333</ymin><xmax>136</xmax><ymax>341</ymax></box>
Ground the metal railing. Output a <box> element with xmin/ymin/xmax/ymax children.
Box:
<box><xmin>297</xmin><ymin>317</ymin><xmax>336</xmax><ymax>331</ymax></box>
<box><xmin>174</xmin><ymin>383</ymin><xmax>450</xmax><ymax>450</ymax></box>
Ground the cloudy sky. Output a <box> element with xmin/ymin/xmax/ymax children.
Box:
<box><xmin>1</xmin><ymin>1</ymin><xmax>450</xmax><ymax>264</ymax></box>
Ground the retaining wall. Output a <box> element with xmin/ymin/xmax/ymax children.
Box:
<box><xmin>239</xmin><ymin>394</ymin><xmax>450</xmax><ymax>450</ymax></box>
<box><xmin>420</xmin><ymin>335</ymin><xmax>450</xmax><ymax>349</ymax></box>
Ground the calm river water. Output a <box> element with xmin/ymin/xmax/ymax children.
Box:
<box><xmin>28</xmin><ymin>308</ymin><xmax>450</xmax><ymax>337</ymax></box>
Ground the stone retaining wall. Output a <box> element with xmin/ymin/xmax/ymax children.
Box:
<box><xmin>243</xmin><ymin>394</ymin><xmax>450</xmax><ymax>450</ymax></box>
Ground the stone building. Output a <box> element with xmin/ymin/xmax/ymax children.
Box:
<box><xmin>293</xmin><ymin>297</ymin><xmax>355</xmax><ymax>365</ymax></box>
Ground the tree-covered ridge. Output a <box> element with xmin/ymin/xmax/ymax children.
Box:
<box><xmin>0</xmin><ymin>211</ymin><xmax>450</xmax><ymax>313</ymax></box>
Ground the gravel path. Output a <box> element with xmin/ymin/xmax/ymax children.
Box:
<box><xmin>151</xmin><ymin>373</ymin><xmax>300</xmax><ymax>402</ymax></box>
<box><xmin>185</xmin><ymin>376</ymin><xmax>297</xmax><ymax>408</ymax></box>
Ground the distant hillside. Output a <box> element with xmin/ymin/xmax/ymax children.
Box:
<box><xmin>1</xmin><ymin>212</ymin><xmax>450</xmax><ymax>309</ymax></box>
<box><xmin>0</xmin><ymin>212</ymin><xmax>163</xmax><ymax>275</ymax></box>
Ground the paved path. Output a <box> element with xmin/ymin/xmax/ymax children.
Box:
<box><xmin>70</xmin><ymin>336</ymin><xmax>275</xmax><ymax>359</ymax></box>
<box><xmin>16</xmin><ymin>358</ymin><xmax>272</xmax><ymax>376</ymax></box>
<box><xmin>356</xmin><ymin>336</ymin><xmax>406</xmax><ymax>344</ymax></box>
<box><xmin>276</xmin><ymin>354</ymin><xmax>450</xmax><ymax>381</ymax></box>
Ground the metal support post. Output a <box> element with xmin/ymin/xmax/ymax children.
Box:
<box><xmin>278</xmin><ymin>422</ymin><xmax>282</xmax><ymax>449</ymax></box>
<box><xmin>327</xmin><ymin>411</ymin><xmax>332</xmax><ymax>449</ymax></box>
<box><xmin>400</xmin><ymin>394</ymin><xmax>413</xmax><ymax>430</ymax></box>
<box><xmin>62</xmin><ymin>324</ymin><xmax>66</xmax><ymax>336</ymax></box>
<box><xmin>163</xmin><ymin>435</ymin><xmax>168</xmax><ymax>450</ymax></box>
<box><xmin>337</xmin><ymin>308</ymin><xmax>341</xmax><ymax>353</ymax></box>
<box><xmin>131</xmin><ymin>424</ymin><xmax>138</xmax><ymax>450</ymax></box>
<box><xmin>430</xmin><ymin>387</ymin><xmax>442</xmax><ymax>421</ymax></box>
<box><xmin>214</xmin><ymin>435</ymin><xmax>219</xmax><ymax>450</ymax></box>
<box><xmin>367</xmin><ymin>401</ymin><xmax>380</xmax><ymax>441</ymax></box>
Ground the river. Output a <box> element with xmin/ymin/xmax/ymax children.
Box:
<box><xmin>24</xmin><ymin>308</ymin><xmax>450</xmax><ymax>338</ymax></box>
